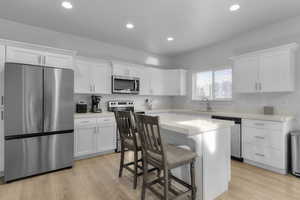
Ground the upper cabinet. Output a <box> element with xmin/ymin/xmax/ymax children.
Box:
<box><xmin>232</xmin><ymin>43</ymin><xmax>298</xmax><ymax>93</ymax></box>
<box><xmin>74</xmin><ymin>58</ymin><xmax>111</xmax><ymax>94</ymax></box>
<box><xmin>6</xmin><ymin>46</ymin><xmax>75</xmax><ymax>69</ymax></box>
<box><xmin>44</xmin><ymin>52</ymin><xmax>73</xmax><ymax>69</ymax></box>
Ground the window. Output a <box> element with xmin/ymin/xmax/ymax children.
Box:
<box><xmin>192</xmin><ymin>68</ymin><xmax>232</xmax><ymax>100</ymax></box>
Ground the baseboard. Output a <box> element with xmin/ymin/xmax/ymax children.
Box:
<box><xmin>74</xmin><ymin>149</ymin><xmax>116</xmax><ymax>161</ymax></box>
<box><xmin>244</xmin><ymin>159</ymin><xmax>288</xmax><ymax>175</ymax></box>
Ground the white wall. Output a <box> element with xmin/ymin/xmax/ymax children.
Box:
<box><xmin>171</xmin><ymin>16</ymin><xmax>300</xmax><ymax>128</ymax></box>
<box><xmin>0</xmin><ymin>18</ymin><xmax>171</xmax><ymax>67</ymax></box>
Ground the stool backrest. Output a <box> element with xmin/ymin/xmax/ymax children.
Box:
<box><xmin>114</xmin><ymin>111</ymin><xmax>137</xmax><ymax>142</ymax></box>
<box><xmin>135</xmin><ymin>114</ymin><xmax>166</xmax><ymax>166</ymax></box>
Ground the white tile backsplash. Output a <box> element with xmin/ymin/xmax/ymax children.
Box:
<box><xmin>74</xmin><ymin>94</ymin><xmax>173</xmax><ymax>112</ymax></box>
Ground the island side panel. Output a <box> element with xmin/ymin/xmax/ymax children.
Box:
<box><xmin>201</xmin><ymin>127</ymin><xmax>231</xmax><ymax>200</ymax></box>
<box><xmin>160</xmin><ymin>128</ymin><xmax>204</xmax><ymax>200</ymax></box>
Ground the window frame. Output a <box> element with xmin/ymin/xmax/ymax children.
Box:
<box><xmin>192</xmin><ymin>66</ymin><xmax>233</xmax><ymax>102</ymax></box>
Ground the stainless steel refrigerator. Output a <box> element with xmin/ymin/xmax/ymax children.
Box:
<box><xmin>4</xmin><ymin>63</ymin><xmax>74</xmax><ymax>182</ymax></box>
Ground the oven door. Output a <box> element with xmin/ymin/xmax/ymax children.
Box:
<box><xmin>112</xmin><ymin>75</ymin><xmax>139</xmax><ymax>94</ymax></box>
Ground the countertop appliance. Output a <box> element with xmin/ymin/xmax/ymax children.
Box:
<box><xmin>91</xmin><ymin>95</ymin><xmax>102</xmax><ymax>113</ymax></box>
<box><xmin>112</xmin><ymin>75</ymin><xmax>140</xmax><ymax>94</ymax></box>
<box><xmin>212</xmin><ymin>115</ymin><xmax>242</xmax><ymax>161</ymax></box>
<box><xmin>107</xmin><ymin>100</ymin><xmax>144</xmax><ymax>152</ymax></box>
<box><xmin>76</xmin><ymin>101</ymin><xmax>88</xmax><ymax>113</ymax></box>
<box><xmin>4</xmin><ymin>63</ymin><xmax>74</xmax><ymax>182</ymax></box>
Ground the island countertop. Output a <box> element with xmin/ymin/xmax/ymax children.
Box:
<box><xmin>158</xmin><ymin>113</ymin><xmax>234</xmax><ymax>136</ymax></box>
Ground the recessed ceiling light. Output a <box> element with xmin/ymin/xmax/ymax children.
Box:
<box><xmin>126</xmin><ymin>23</ymin><xmax>135</xmax><ymax>29</ymax></box>
<box><xmin>62</xmin><ymin>1</ymin><xmax>73</xmax><ymax>9</ymax></box>
<box><xmin>230</xmin><ymin>4</ymin><xmax>240</xmax><ymax>12</ymax></box>
<box><xmin>167</xmin><ymin>37</ymin><xmax>174</xmax><ymax>42</ymax></box>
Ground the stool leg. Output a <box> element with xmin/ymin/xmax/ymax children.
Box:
<box><xmin>141</xmin><ymin>158</ymin><xmax>148</xmax><ymax>200</ymax></box>
<box><xmin>164</xmin><ymin>169</ymin><xmax>169</xmax><ymax>200</ymax></box>
<box><xmin>119</xmin><ymin>145</ymin><xmax>125</xmax><ymax>178</ymax></box>
<box><xmin>190</xmin><ymin>160</ymin><xmax>196</xmax><ymax>200</ymax></box>
<box><xmin>133</xmin><ymin>149</ymin><xmax>138</xmax><ymax>189</ymax></box>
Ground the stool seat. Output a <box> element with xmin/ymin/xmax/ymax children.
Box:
<box><xmin>124</xmin><ymin>134</ymin><xmax>142</xmax><ymax>150</ymax></box>
<box><xmin>148</xmin><ymin>144</ymin><xmax>197</xmax><ymax>169</ymax></box>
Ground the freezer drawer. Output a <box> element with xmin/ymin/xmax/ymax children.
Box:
<box><xmin>4</xmin><ymin>132</ymin><xmax>74</xmax><ymax>182</ymax></box>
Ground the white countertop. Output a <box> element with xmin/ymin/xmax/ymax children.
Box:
<box><xmin>74</xmin><ymin>109</ymin><xmax>293</xmax><ymax>122</ymax></box>
<box><xmin>158</xmin><ymin>113</ymin><xmax>234</xmax><ymax>136</ymax></box>
<box><xmin>145</xmin><ymin>109</ymin><xmax>293</xmax><ymax>122</ymax></box>
<box><xmin>74</xmin><ymin>111</ymin><xmax>114</xmax><ymax>119</ymax></box>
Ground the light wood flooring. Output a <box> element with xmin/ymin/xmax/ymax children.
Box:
<box><xmin>1</xmin><ymin>152</ymin><xmax>300</xmax><ymax>200</ymax></box>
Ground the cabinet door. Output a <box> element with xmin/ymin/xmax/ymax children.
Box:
<box><xmin>6</xmin><ymin>46</ymin><xmax>43</xmax><ymax>65</ymax></box>
<box><xmin>163</xmin><ymin>70</ymin><xmax>180</xmax><ymax>96</ymax></box>
<box><xmin>96</xmin><ymin>125</ymin><xmax>116</xmax><ymax>153</ymax></box>
<box><xmin>149</xmin><ymin>67</ymin><xmax>164</xmax><ymax>95</ymax></box>
<box><xmin>259</xmin><ymin>51</ymin><xmax>293</xmax><ymax>92</ymax></box>
<box><xmin>112</xmin><ymin>62</ymin><xmax>131</xmax><ymax>76</ymax></box>
<box><xmin>74</xmin><ymin>126</ymin><xmax>96</xmax><ymax>157</ymax></box>
<box><xmin>233</xmin><ymin>56</ymin><xmax>259</xmax><ymax>93</ymax></box>
<box><xmin>90</xmin><ymin>61</ymin><xmax>111</xmax><ymax>94</ymax></box>
<box><xmin>44</xmin><ymin>53</ymin><xmax>74</xmax><ymax>69</ymax></box>
<box><xmin>74</xmin><ymin>60</ymin><xmax>92</xmax><ymax>94</ymax></box>
<box><xmin>0</xmin><ymin>45</ymin><xmax>5</xmax><ymax>109</ymax></box>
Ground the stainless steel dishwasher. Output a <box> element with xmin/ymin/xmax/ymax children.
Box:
<box><xmin>212</xmin><ymin>115</ymin><xmax>243</xmax><ymax>161</ymax></box>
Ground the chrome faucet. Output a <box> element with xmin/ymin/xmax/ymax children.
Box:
<box><xmin>202</xmin><ymin>97</ymin><xmax>212</xmax><ymax>112</ymax></box>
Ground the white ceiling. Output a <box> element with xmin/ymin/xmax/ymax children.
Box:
<box><xmin>0</xmin><ymin>0</ymin><xmax>300</xmax><ymax>56</ymax></box>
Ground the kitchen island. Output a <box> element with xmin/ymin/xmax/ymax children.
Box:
<box><xmin>154</xmin><ymin>113</ymin><xmax>234</xmax><ymax>200</ymax></box>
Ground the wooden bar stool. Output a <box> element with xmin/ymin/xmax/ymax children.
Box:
<box><xmin>114</xmin><ymin>111</ymin><xmax>143</xmax><ymax>189</ymax></box>
<box><xmin>135</xmin><ymin>114</ymin><xmax>197</xmax><ymax>200</ymax></box>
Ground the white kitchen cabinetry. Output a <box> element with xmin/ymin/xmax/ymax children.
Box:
<box><xmin>232</xmin><ymin>43</ymin><xmax>298</xmax><ymax>93</ymax></box>
<box><xmin>242</xmin><ymin>119</ymin><xmax>291</xmax><ymax>174</ymax></box>
<box><xmin>74</xmin><ymin>117</ymin><xmax>116</xmax><ymax>159</ymax></box>
<box><xmin>74</xmin><ymin>58</ymin><xmax>111</xmax><ymax>94</ymax></box>
<box><xmin>6</xmin><ymin>46</ymin><xmax>74</xmax><ymax>69</ymax></box>
<box><xmin>233</xmin><ymin>56</ymin><xmax>259</xmax><ymax>93</ymax></box>
<box><xmin>44</xmin><ymin>52</ymin><xmax>73</xmax><ymax>69</ymax></box>
<box><xmin>6</xmin><ymin>46</ymin><xmax>43</xmax><ymax>65</ymax></box>
<box><xmin>112</xmin><ymin>61</ymin><xmax>140</xmax><ymax>77</ymax></box>
<box><xmin>74</xmin><ymin>118</ymin><xmax>97</xmax><ymax>157</ymax></box>
<box><xmin>95</xmin><ymin>117</ymin><xmax>116</xmax><ymax>153</ymax></box>
<box><xmin>163</xmin><ymin>69</ymin><xmax>187</xmax><ymax>96</ymax></box>
<box><xmin>148</xmin><ymin>68</ymin><xmax>187</xmax><ymax>96</ymax></box>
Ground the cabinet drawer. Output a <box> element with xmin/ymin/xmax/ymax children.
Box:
<box><xmin>243</xmin><ymin>119</ymin><xmax>283</xmax><ymax>131</ymax></box>
<box><xmin>243</xmin><ymin>143</ymin><xmax>285</xmax><ymax>169</ymax></box>
<box><xmin>75</xmin><ymin>118</ymin><xmax>97</xmax><ymax>127</ymax></box>
<box><xmin>242</xmin><ymin>126</ymin><xmax>284</xmax><ymax>150</ymax></box>
<box><xmin>97</xmin><ymin>117</ymin><xmax>116</xmax><ymax>126</ymax></box>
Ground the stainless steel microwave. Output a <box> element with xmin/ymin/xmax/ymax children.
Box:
<box><xmin>112</xmin><ymin>75</ymin><xmax>140</xmax><ymax>94</ymax></box>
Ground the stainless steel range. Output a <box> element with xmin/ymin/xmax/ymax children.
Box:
<box><xmin>107</xmin><ymin>100</ymin><xmax>144</xmax><ymax>152</ymax></box>
<box><xmin>4</xmin><ymin>63</ymin><xmax>74</xmax><ymax>182</ymax></box>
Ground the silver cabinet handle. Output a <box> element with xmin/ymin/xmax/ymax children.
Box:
<box><xmin>1</xmin><ymin>110</ymin><xmax>3</xmax><ymax>120</ymax></box>
<box><xmin>254</xmin><ymin>136</ymin><xmax>265</xmax><ymax>139</ymax></box>
<box><xmin>255</xmin><ymin>153</ymin><xmax>265</xmax><ymax>157</ymax></box>
<box><xmin>1</xmin><ymin>96</ymin><xmax>3</xmax><ymax>106</ymax></box>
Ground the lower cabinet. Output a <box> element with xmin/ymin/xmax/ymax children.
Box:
<box><xmin>242</xmin><ymin>119</ymin><xmax>291</xmax><ymax>174</ymax></box>
<box><xmin>74</xmin><ymin>117</ymin><xmax>116</xmax><ymax>159</ymax></box>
